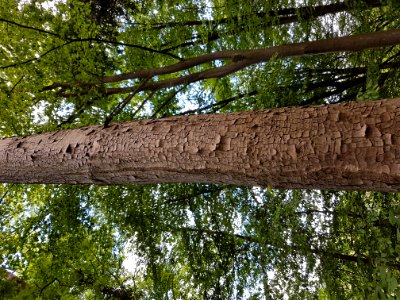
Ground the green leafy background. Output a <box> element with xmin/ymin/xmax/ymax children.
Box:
<box><xmin>1</xmin><ymin>0</ymin><xmax>400</xmax><ymax>298</ymax></box>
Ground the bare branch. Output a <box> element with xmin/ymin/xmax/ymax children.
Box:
<box><xmin>1</xmin><ymin>42</ymin><xmax>72</xmax><ymax>70</ymax></box>
<box><xmin>130</xmin><ymin>90</ymin><xmax>157</xmax><ymax>119</ymax></box>
<box><xmin>150</xmin><ymin>85</ymin><xmax>186</xmax><ymax>118</ymax></box>
<box><xmin>104</xmin><ymin>77</ymin><xmax>151</xmax><ymax>127</ymax></box>
<box><xmin>39</xmin><ymin>278</ymin><xmax>59</xmax><ymax>296</ymax></box>
<box><xmin>178</xmin><ymin>90</ymin><xmax>258</xmax><ymax>115</ymax></box>
<box><xmin>0</xmin><ymin>17</ymin><xmax>60</xmax><ymax>37</ymax></box>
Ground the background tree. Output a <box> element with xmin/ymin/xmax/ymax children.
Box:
<box><xmin>1</xmin><ymin>0</ymin><xmax>400</xmax><ymax>298</ymax></box>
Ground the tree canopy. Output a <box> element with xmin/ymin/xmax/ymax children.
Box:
<box><xmin>1</xmin><ymin>0</ymin><xmax>400</xmax><ymax>298</ymax></box>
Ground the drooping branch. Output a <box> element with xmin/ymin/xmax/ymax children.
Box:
<box><xmin>43</xmin><ymin>30</ymin><xmax>400</xmax><ymax>97</ymax></box>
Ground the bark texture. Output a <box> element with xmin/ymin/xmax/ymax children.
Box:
<box><xmin>1</xmin><ymin>99</ymin><xmax>400</xmax><ymax>191</ymax></box>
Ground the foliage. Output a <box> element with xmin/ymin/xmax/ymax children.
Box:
<box><xmin>0</xmin><ymin>0</ymin><xmax>400</xmax><ymax>298</ymax></box>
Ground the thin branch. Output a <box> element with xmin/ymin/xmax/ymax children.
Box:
<box><xmin>73</xmin><ymin>37</ymin><xmax>182</xmax><ymax>61</ymax></box>
<box><xmin>303</xmin><ymin>76</ymin><xmax>366</xmax><ymax>105</ymax></box>
<box><xmin>9</xmin><ymin>76</ymin><xmax>25</xmax><ymax>94</ymax></box>
<box><xmin>0</xmin><ymin>187</ymin><xmax>12</xmax><ymax>205</ymax></box>
<box><xmin>173</xmin><ymin>225</ymin><xmax>400</xmax><ymax>269</ymax></box>
<box><xmin>130</xmin><ymin>90</ymin><xmax>157</xmax><ymax>120</ymax></box>
<box><xmin>162</xmin><ymin>185</ymin><xmax>226</xmax><ymax>206</ymax></box>
<box><xmin>178</xmin><ymin>90</ymin><xmax>258</xmax><ymax>115</ymax></box>
<box><xmin>0</xmin><ymin>17</ymin><xmax>179</xmax><ymax>58</ymax></box>
<box><xmin>0</xmin><ymin>17</ymin><xmax>60</xmax><ymax>37</ymax></box>
<box><xmin>150</xmin><ymin>85</ymin><xmax>186</xmax><ymax>118</ymax></box>
<box><xmin>57</xmin><ymin>101</ymin><xmax>93</xmax><ymax>128</ymax></box>
<box><xmin>1</xmin><ymin>42</ymin><xmax>72</xmax><ymax>70</ymax></box>
<box><xmin>105</xmin><ymin>93</ymin><xmax>136</xmax><ymax>125</ymax></box>
<box><xmin>104</xmin><ymin>77</ymin><xmax>151</xmax><ymax>127</ymax></box>
<box><xmin>1</xmin><ymin>38</ymin><xmax>180</xmax><ymax>70</ymax></box>
<box><xmin>39</xmin><ymin>278</ymin><xmax>59</xmax><ymax>296</ymax></box>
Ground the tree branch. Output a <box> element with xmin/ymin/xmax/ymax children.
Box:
<box><xmin>1</xmin><ymin>42</ymin><xmax>72</xmax><ymax>70</ymax></box>
<box><xmin>39</xmin><ymin>278</ymin><xmax>59</xmax><ymax>296</ymax></box>
<box><xmin>0</xmin><ymin>17</ymin><xmax>181</xmax><ymax>70</ymax></box>
<box><xmin>74</xmin><ymin>37</ymin><xmax>182</xmax><ymax>60</ymax></box>
<box><xmin>153</xmin><ymin>0</ymin><xmax>382</xmax><ymax>30</ymax></box>
<box><xmin>150</xmin><ymin>86</ymin><xmax>186</xmax><ymax>118</ymax></box>
<box><xmin>173</xmin><ymin>225</ymin><xmax>400</xmax><ymax>269</ymax></box>
<box><xmin>44</xmin><ymin>29</ymin><xmax>400</xmax><ymax>97</ymax></box>
<box><xmin>129</xmin><ymin>90</ymin><xmax>157</xmax><ymax>120</ymax></box>
<box><xmin>0</xmin><ymin>17</ymin><xmax>60</xmax><ymax>37</ymax></box>
<box><xmin>104</xmin><ymin>77</ymin><xmax>151</xmax><ymax>127</ymax></box>
<box><xmin>160</xmin><ymin>0</ymin><xmax>383</xmax><ymax>51</ymax></box>
<box><xmin>178</xmin><ymin>90</ymin><xmax>258</xmax><ymax>115</ymax></box>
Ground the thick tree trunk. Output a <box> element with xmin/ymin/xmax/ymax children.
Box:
<box><xmin>1</xmin><ymin>99</ymin><xmax>400</xmax><ymax>191</ymax></box>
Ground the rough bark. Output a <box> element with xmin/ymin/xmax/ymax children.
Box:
<box><xmin>1</xmin><ymin>99</ymin><xmax>400</xmax><ymax>191</ymax></box>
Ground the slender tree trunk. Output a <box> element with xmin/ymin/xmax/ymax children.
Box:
<box><xmin>1</xmin><ymin>98</ymin><xmax>400</xmax><ymax>191</ymax></box>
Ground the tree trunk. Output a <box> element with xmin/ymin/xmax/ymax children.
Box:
<box><xmin>1</xmin><ymin>99</ymin><xmax>400</xmax><ymax>191</ymax></box>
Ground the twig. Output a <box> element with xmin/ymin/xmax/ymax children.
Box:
<box><xmin>9</xmin><ymin>76</ymin><xmax>25</xmax><ymax>94</ymax></box>
<box><xmin>178</xmin><ymin>90</ymin><xmax>258</xmax><ymax>115</ymax></box>
<box><xmin>130</xmin><ymin>90</ymin><xmax>157</xmax><ymax>119</ymax></box>
<box><xmin>104</xmin><ymin>77</ymin><xmax>151</xmax><ymax>127</ymax></box>
<box><xmin>150</xmin><ymin>85</ymin><xmax>186</xmax><ymax>118</ymax></box>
